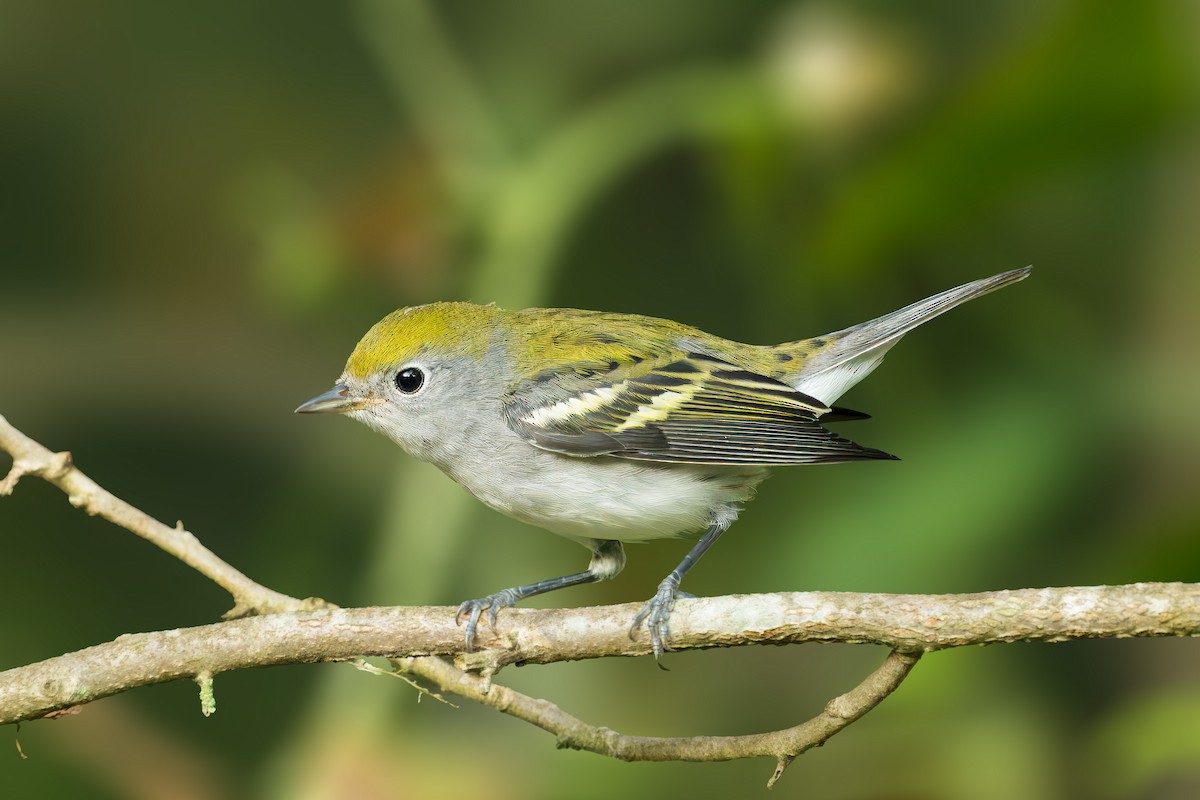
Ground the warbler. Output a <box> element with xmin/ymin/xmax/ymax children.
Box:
<box><xmin>297</xmin><ymin>267</ymin><xmax>1030</xmax><ymax>656</ymax></box>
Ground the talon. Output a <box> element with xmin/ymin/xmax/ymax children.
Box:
<box><xmin>629</xmin><ymin>577</ymin><xmax>682</xmax><ymax>659</ymax></box>
<box><xmin>454</xmin><ymin>600</ymin><xmax>487</xmax><ymax>651</ymax></box>
<box><xmin>453</xmin><ymin>590</ymin><xmax>521</xmax><ymax>652</ymax></box>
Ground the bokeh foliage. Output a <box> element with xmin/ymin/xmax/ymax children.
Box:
<box><xmin>2</xmin><ymin>1</ymin><xmax>1199</xmax><ymax>798</ymax></box>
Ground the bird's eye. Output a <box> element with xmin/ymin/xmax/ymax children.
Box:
<box><xmin>394</xmin><ymin>367</ymin><xmax>425</xmax><ymax>394</ymax></box>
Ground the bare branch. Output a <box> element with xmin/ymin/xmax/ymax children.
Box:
<box><xmin>397</xmin><ymin>650</ymin><xmax>920</xmax><ymax>787</ymax></box>
<box><xmin>0</xmin><ymin>414</ymin><xmax>312</xmax><ymax>616</ymax></box>
<box><xmin>2</xmin><ymin>583</ymin><xmax>1197</xmax><ymax>726</ymax></box>
<box><xmin>4</xmin><ymin>414</ymin><xmax>1198</xmax><ymax>776</ymax></box>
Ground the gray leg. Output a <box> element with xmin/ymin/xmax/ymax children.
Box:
<box><xmin>631</xmin><ymin>513</ymin><xmax>733</xmax><ymax>658</ymax></box>
<box><xmin>456</xmin><ymin>539</ymin><xmax>626</xmax><ymax>651</ymax></box>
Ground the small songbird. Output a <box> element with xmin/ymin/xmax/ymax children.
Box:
<box><xmin>297</xmin><ymin>267</ymin><xmax>1030</xmax><ymax>656</ymax></box>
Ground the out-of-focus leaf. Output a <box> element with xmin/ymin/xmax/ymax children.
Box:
<box><xmin>770</xmin><ymin>382</ymin><xmax>1094</xmax><ymax>591</ymax></box>
<box><xmin>1085</xmin><ymin>688</ymin><xmax>1200</xmax><ymax>799</ymax></box>
<box><xmin>806</xmin><ymin>1</ymin><xmax>1187</xmax><ymax>276</ymax></box>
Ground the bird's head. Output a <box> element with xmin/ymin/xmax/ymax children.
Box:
<box><xmin>295</xmin><ymin>302</ymin><xmax>505</xmax><ymax>464</ymax></box>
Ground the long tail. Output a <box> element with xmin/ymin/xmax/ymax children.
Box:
<box><xmin>788</xmin><ymin>267</ymin><xmax>1032</xmax><ymax>404</ymax></box>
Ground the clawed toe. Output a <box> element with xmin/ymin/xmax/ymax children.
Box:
<box><xmin>455</xmin><ymin>589</ymin><xmax>523</xmax><ymax>651</ymax></box>
<box><xmin>629</xmin><ymin>577</ymin><xmax>682</xmax><ymax>659</ymax></box>
<box><xmin>454</xmin><ymin>599</ymin><xmax>485</xmax><ymax>652</ymax></box>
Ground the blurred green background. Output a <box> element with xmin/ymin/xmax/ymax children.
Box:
<box><xmin>3</xmin><ymin>1</ymin><xmax>1199</xmax><ymax>798</ymax></box>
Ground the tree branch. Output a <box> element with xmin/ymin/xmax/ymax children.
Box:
<box><xmin>5</xmin><ymin>414</ymin><xmax>1198</xmax><ymax>784</ymax></box>
<box><xmin>397</xmin><ymin>649</ymin><xmax>921</xmax><ymax>787</ymax></box>
<box><xmin>3</xmin><ymin>583</ymin><xmax>1197</xmax><ymax>727</ymax></box>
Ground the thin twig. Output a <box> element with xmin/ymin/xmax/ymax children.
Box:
<box><xmin>398</xmin><ymin>650</ymin><xmax>919</xmax><ymax>787</ymax></box>
<box><xmin>0</xmin><ymin>414</ymin><xmax>313</xmax><ymax>616</ymax></box>
<box><xmin>351</xmin><ymin>658</ymin><xmax>458</xmax><ymax>707</ymax></box>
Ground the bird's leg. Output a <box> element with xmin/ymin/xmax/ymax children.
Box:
<box><xmin>631</xmin><ymin>514</ymin><xmax>733</xmax><ymax>659</ymax></box>
<box><xmin>456</xmin><ymin>539</ymin><xmax>625</xmax><ymax>651</ymax></box>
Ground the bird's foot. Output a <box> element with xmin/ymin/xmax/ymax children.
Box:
<box><xmin>455</xmin><ymin>588</ymin><xmax>522</xmax><ymax>651</ymax></box>
<box><xmin>630</xmin><ymin>574</ymin><xmax>683</xmax><ymax>660</ymax></box>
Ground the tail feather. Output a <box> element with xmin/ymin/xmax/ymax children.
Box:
<box><xmin>791</xmin><ymin>267</ymin><xmax>1031</xmax><ymax>404</ymax></box>
<box><xmin>822</xmin><ymin>406</ymin><xmax>872</xmax><ymax>423</ymax></box>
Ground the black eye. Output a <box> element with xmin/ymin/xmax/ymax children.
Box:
<box><xmin>394</xmin><ymin>367</ymin><xmax>425</xmax><ymax>394</ymax></box>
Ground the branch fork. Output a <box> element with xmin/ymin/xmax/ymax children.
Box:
<box><xmin>3</xmin><ymin>414</ymin><xmax>1196</xmax><ymax>786</ymax></box>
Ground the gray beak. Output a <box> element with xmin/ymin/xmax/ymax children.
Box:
<box><xmin>295</xmin><ymin>384</ymin><xmax>362</xmax><ymax>414</ymax></box>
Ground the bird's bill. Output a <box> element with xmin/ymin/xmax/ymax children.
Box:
<box><xmin>294</xmin><ymin>383</ymin><xmax>371</xmax><ymax>414</ymax></box>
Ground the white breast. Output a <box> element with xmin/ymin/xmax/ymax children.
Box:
<box><xmin>450</xmin><ymin>446</ymin><xmax>767</xmax><ymax>545</ymax></box>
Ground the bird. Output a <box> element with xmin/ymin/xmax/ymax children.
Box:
<box><xmin>297</xmin><ymin>267</ymin><xmax>1031</xmax><ymax>657</ymax></box>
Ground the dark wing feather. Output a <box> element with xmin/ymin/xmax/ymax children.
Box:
<box><xmin>823</xmin><ymin>406</ymin><xmax>872</xmax><ymax>423</ymax></box>
<box><xmin>503</xmin><ymin>353</ymin><xmax>896</xmax><ymax>466</ymax></box>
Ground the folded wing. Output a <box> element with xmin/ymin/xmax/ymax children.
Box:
<box><xmin>504</xmin><ymin>353</ymin><xmax>895</xmax><ymax>466</ymax></box>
